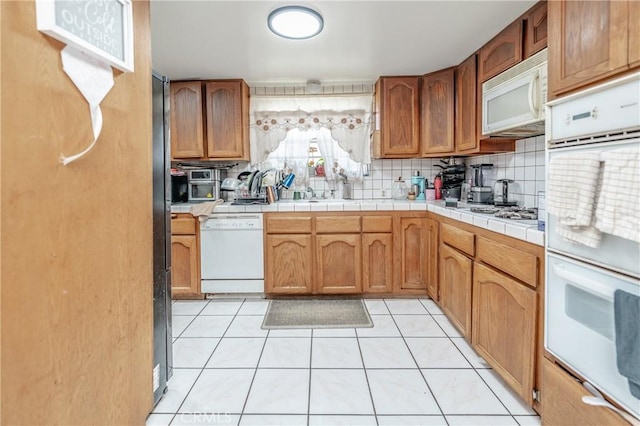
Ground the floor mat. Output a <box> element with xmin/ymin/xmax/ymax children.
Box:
<box><xmin>261</xmin><ymin>299</ymin><xmax>373</xmax><ymax>329</ymax></box>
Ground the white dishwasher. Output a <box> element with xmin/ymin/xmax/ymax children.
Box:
<box><xmin>200</xmin><ymin>214</ymin><xmax>264</xmax><ymax>294</ymax></box>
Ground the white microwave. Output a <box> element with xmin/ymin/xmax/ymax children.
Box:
<box><xmin>482</xmin><ymin>48</ymin><xmax>547</xmax><ymax>137</ymax></box>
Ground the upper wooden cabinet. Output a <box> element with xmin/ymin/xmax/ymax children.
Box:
<box><xmin>204</xmin><ymin>80</ymin><xmax>250</xmax><ymax>159</ymax></box>
<box><xmin>479</xmin><ymin>20</ymin><xmax>524</xmax><ymax>83</ymax></box>
<box><xmin>629</xmin><ymin>0</ymin><xmax>640</xmax><ymax>69</ymax></box>
<box><xmin>548</xmin><ymin>0</ymin><xmax>636</xmax><ymax>97</ymax></box>
<box><xmin>170</xmin><ymin>79</ymin><xmax>250</xmax><ymax>161</ymax></box>
<box><xmin>524</xmin><ymin>1</ymin><xmax>548</xmax><ymax>58</ymax></box>
<box><xmin>170</xmin><ymin>82</ymin><xmax>205</xmax><ymax>159</ymax></box>
<box><xmin>421</xmin><ymin>68</ymin><xmax>455</xmax><ymax>156</ymax></box>
<box><xmin>455</xmin><ymin>54</ymin><xmax>479</xmax><ymax>152</ymax></box>
<box><xmin>373</xmin><ymin>76</ymin><xmax>421</xmax><ymax>158</ymax></box>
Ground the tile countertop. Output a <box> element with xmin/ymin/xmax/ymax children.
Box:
<box><xmin>171</xmin><ymin>200</ymin><xmax>545</xmax><ymax>246</ymax></box>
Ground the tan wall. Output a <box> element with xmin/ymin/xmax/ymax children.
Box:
<box><xmin>1</xmin><ymin>1</ymin><xmax>153</xmax><ymax>424</ymax></box>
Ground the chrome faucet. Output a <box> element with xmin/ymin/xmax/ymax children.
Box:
<box><xmin>306</xmin><ymin>187</ymin><xmax>316</xmax><ymax>199</ymax></box>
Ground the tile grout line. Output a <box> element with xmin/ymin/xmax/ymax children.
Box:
<box><xmin>307</xmin><ymin>328</ymin><xmax>314</xmax><ymax>426</ymax></box>
<box><xmin>383</xmin><ymin>299</ymin><xmax>448</xmax><ymax>424</ymax></box>
<box><xmin>418</xmin><ymin>298</ymin><xmax>530</xmax><ymax>422</ymax></box>
<box><xmin>238</xmin><ymin>316</ymin><xmax>271</xmax><ymax>424</ymax></box>
<box><xmin>354</xmin><ymin>309</ymin><xmax>380</xmax><ymax>425</ymax></box>
<box><xmin>170</xmin><ymin>298</ymin><xmax>245</xmax><ymax>421</ymax></box>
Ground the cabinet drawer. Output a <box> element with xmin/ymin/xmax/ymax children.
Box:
<box><xmin>362</xmin><ymin>216</ymin><xmax>392</xmax><ymax>233</ymax></box>
<box><xmin>266</xmin><ymin>216</ymin><xmax>312</xmax><ymax>234</ymax></box>
<box><xmin>477</xmin><ymin>236</ymin><xmax>537</xmax><ymax>288</ymax></box>
<box><xmin>316</xmin><ymin>216</ymin><xmax>361</xmax><ymax>233</ymax></box>
<box><xmin>441</xmin><ymin>223</ymin><xmax>475</xmax><ymax>256</ymax></box>
<box><xmin>542</xmin><ymin>358</ymin><xmax>630</xmax><ymax>426</ymax></box>
<box><xmin>171</xmin><ymin>216</ymin><xmax>196</xmax><ymax>235</ymax></box>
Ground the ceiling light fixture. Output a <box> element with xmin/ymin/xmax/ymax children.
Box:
<box><xmin>268</xmin><ymin>6</ymin><xmax>324</xmax><ymax>40</ymax></box>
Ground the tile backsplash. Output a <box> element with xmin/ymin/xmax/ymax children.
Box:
<box><xmin>205</xmin><ymin>135</ymin><xmax>546</xmax><ymax>207</ymax></box>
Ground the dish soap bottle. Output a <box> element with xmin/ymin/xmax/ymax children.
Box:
<box><xmin>392</xmin><ymin>177</ymin><xmax>408</xmax><ymax>200</ymax></box>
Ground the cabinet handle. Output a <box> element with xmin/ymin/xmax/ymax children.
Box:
<box><xmin>582</xmin><ymin>381</ymin><xmax>640</xmax><ymax>425</ymax></box>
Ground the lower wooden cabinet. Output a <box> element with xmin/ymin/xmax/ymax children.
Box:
<box><xmin>362</xmin><ymin>233</ymin><xmax>393</xmax><ymax>293</ymax></box>
<box><xmin>472</xmin><ymin>262</ymin><xmax>537</xmax><ymax>405</ymax></box>
<box><xmin>316</xmin><ymin>234</ymin><xmax>362</xmax><ymax>294</ymax></box>
<box><xmin>542</xmin><ymin>358</ymin><xmax>630</xmax><ymax>425</ymax></box>
<box><xmin>425</xmin><ymin>217</ymin><xmax>439</xmax><ymax>300</ymax></box>
<box><xmin>171</xmin><ymin>235</ymin><xmax>201</xmax><ymax>299</ymax></box>
<box><xmin>396</xmin><ymin>217</ymin><xmax>428</xmax><ymax>292</ymax></box>
<box><xmin>439</xmin><ymin>243</ymin><xmax>473</xmax><ymax>337</ymax></box>
<box><xmin>265</xmin><ymin>234</ymin><xmax>313</xmax><ymax>294</ymax></box>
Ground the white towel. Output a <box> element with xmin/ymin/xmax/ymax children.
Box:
<box><xmin>547</xmin><ymin>152</ymin><xmax>603</xmax><ymax>248</ymax></box>
<box><xmin>190</xmin><ymin>200</ymin><xmax>224</xmax><ymax>221</ymax></box>
<box><xmin>595</xmin><ymin>146</ymin><xmax>640</xmax><ymax>244</ymax></box>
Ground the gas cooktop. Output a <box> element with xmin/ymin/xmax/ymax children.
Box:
<box><xmin>469</xmin><ymin>206</ymin><xmax>538</xmax><ymax>220</ymax></box>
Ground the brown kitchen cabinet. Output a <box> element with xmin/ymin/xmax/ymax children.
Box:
<box><xmin>373</xmin><ymin>76</ymin><xmax>421</xmax><ymax>158</ymax></box>
<box><xmin>362</xmin><ymin>215</ymin><xmax>394</xmax><ymax>294</ymax></box>
<box><xmin>170</xmin><ymin>214</ymin><xmax>202</xmax><ymax>299</ymax></box>
<box><xmin>170</xmin><ymin>81</ymin><xmax>204</xmax><ymax>159</ymax></box>
<box><xmin>439</xmin><ymin>243</ymin><xmax>473</xmax><ymax>337</ymax></box>
<box><xmin>396</xmin><ymin>217</ymin><xmax>429</xmax><ymax>294</ymax></box>
<box><xmin>421</xmin><ymin>68</ymin><xmax>455</xmax><ymax>156</ymax></box>
<box><xmin>454</xmin><ymin>53</ymin><xmax>515</xmax><ymax>154</ymax></box>
<box><xmin>541</xmin><ymin>358</ymin><xmax>631</xmax><ymax>425</ymax></box>
<box><xmin>548</xmin><ymin>0</ymin><xmax>637</xmax><ymax>98</ymax></box>
<box><xmin>265</xmin><ymin>234</ymin><xmax>313</xmax><ymax>294</ymax></box>
<box><xmin>472</xmin><ymin>262</ymin><xmax>537</xmax><ymax>405</ymax></box>
<box><xmin>315</xmin><ymin>234</ymin><xmax>362</xmax><ymax>294</ymax></box>
<box><xmin>524</xmin><ymin>1</ymin><xmax>548</xmax><ymax>58</ymax></box>
<box><xmin>204</xmin><ymin>80</ymin><xmax>250</xmax><ymax>160</ymax></box>
<box><xmin>170</xmin><ymin>79</ymin><xmax>250</xmax><ymax>160</ymax></box>
<box><xmin>425</xmin><ymin>217</ymin><xmax>439</xmax><ymax>301</ymax></box>
<box><xmin>455</xmin><ymin>54</ymin><xmax>478</xmax><ymax>153</ymax></box>
<box><xmin>479</xmin><ymin>20</ymin><xmax>523</xmax><ymax>83</ymax></box>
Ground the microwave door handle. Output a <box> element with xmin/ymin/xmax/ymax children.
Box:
<box><xmin>528</xmin><ymin>71</ymin><xmax>539</xmax><ymax>117</ymax></box>
<box><xmin>552</xmin><ymin>263</ymin><xmax>615</xmax><ymax>302</ymax></box>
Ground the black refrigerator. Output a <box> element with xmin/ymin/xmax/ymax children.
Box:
<box><xmin>152</xmin><ymin>72</ymin><xmax>172</xmax><ymax>405</ymax></box>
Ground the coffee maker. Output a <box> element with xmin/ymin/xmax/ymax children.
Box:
<box><xmin>411</xmin><ymin>171</ymin><xmax>426</xmax><ymax>200</ymax></box>
<box><xmin>468</xmin><ymin>164</ymin><xmax>493</xmax><ymax>204</ymax></box>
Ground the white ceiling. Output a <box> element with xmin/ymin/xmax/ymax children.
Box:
<box><xmin>151</xmin><ymin>1</ymin><xmax>537</xmax><ymax>85</ymax></box>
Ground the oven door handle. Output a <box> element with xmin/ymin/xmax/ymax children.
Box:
<box><xmin>553</xmin><ymin>264</ymin><xmax>615</xmax><ymax>302</ymax></box>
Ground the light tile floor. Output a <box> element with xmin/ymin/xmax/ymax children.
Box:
<box><xmin>147</xmin><ymin>298</ymin><xmax>541</xmax><ymax>426</ymax></box>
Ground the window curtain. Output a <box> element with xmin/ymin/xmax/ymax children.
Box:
<box><xmin>249</xmin><ymin>94</ymin><xmax>373</xmax><ymax>167</ymax></box>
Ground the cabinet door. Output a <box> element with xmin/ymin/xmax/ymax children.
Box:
<box><xmin>170</xmin><ymin>82</ymin><xmax>204</xmax><ymax>159</ymax></box>
<box><xmin>479</xmin><ymin>20</ymin><xmax>524</xmax><ymax>82</ymax></box>
<box><xmin>542</xmin><ymin>358</ymin><xmax>630</xmax><ymax>426</ymax></box>
<box><xmin>362</xmin><ymin>233</ymin><xmax>393</xmax><ymax>293</ymax></box>
<box><xmin>421</xmin><ymin>68</ymin><xmax>455</xmax><ymax>156</ymax></box>
<box><xmin>629</xmin><ymin>0</ymin><xmax>640</xmax><ymax>69</ymax></box>
<box><xmin>455</xmin><ymin>54</ymin><xmax>478</xmax><ymax>152</ymax></box>
<box><xmin>397</xmin><ymin>218</ymin><xmax>428</xmax><ymax>291</ymax></box>
<box><xmin>205</xmin><ymin>81</ymin><xmax>249</xmax><ymax>159</ymax></box>
<box><xmin>548</xmin><ymin>0</ymin><xmax>629</xmax><ymax>97</ymax></box>
<box><xmin>472</xmin><ymin>262</ymin><xmax>537</xmax><ymax>405</ymax></box>
<box><xmin>439</xmin><ymin>244</ymin><xmax>473</xmax><ymax>337</ymax></box>
<box><xmin>524</xmin><ymin>1</ymin><xmax>548</xmax><ymax>58</ymax></box>
<box><xmin>379</xmin><ymin>77</ymin><xmax>420</xmax><ymax>157</ymax></box>
<box><xmin>265</xmin><ymin>234</ymin><xmax>313</xmax><ymax>294</ymax></box>
<box><xmin>316</xmin><ymin>234</ymin><xmax>362</xmax><ymax>294</ymax></box>
<box><xmin>425</xmin><ymin>217</ymin><xmax>439</xmax><ymax>301</ymax></box>
<box><xmin>171</xmin><ymin>235</ymin><xmax>201</xmax><ymax>298</ymax></box>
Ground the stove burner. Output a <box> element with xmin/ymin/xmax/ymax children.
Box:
<box><xmin>470</xmin><ymin>206</ymin><xmax>538</xmax><ymax>220</ymax></box>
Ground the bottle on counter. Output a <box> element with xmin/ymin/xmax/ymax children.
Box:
<box><xmin>434</xmin><ymin>175</ymin><xmax>443</xmax><ymax>200</ymax></box>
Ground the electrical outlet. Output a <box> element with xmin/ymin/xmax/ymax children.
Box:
<box><xmin>381</xmin><ymin>189</ymin><xmax>386</xmax><ymax>198</ymax></box>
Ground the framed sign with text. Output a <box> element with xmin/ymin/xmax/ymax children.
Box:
<box><xmin>36</xmin><ymin>0</ymin><xmax>134</xmax><ymax>72</ymax></box>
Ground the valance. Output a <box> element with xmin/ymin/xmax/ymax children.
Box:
<box><xmin>249</xmin><ymin>95</ymin><xmax>373</xmax><ymax>165</ymax></box>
